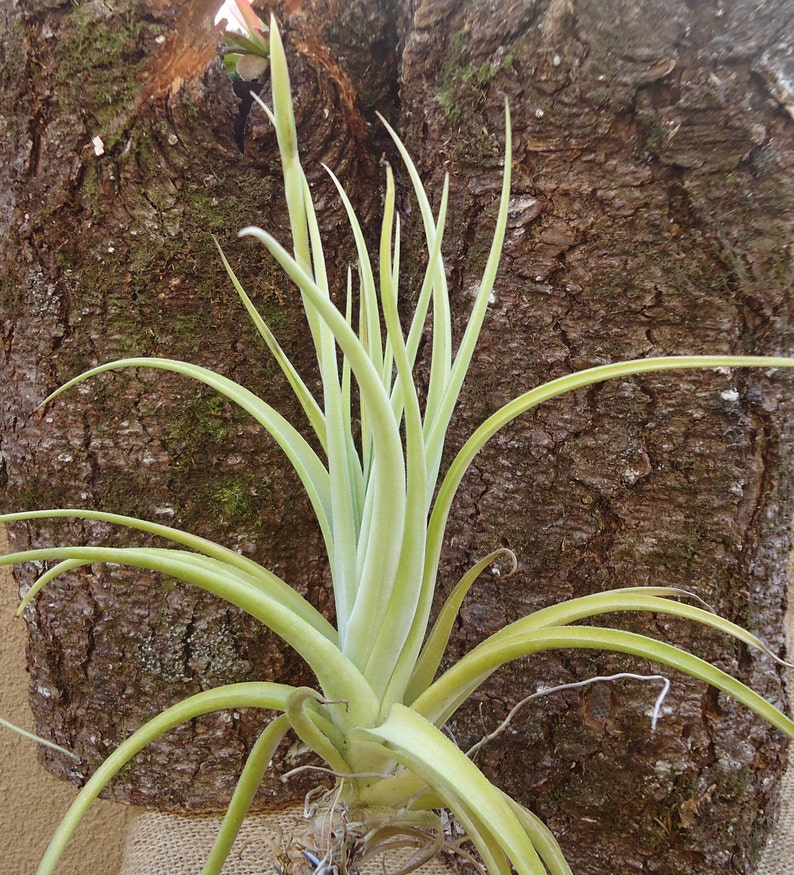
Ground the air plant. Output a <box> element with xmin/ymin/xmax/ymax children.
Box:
<box><xmin>219</xmin><ymin>0</ymin><xmax>269</xmax><ymax>80</ymax></box>
<box><xmin>3</xmin><ymin>17</ymin><xmax>794</xmax><ymax>875</ymax></box>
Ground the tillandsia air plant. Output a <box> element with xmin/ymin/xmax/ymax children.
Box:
<box><xmin>5</xmin><ymin>17</ymin><xmax>794</xmax><ymax>875</ymax></box>
<box><xmin>219</xmin><ymin>0</ymin><xmax>270</xmax><ymax>80</ymax></box>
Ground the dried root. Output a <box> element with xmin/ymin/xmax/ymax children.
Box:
<box><xmin>248</xmin><ymin>781</ymin><xmax>480</xmax><ymax>875</ymax></box>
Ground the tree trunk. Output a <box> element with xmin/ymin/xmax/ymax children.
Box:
<box><xmin>2</xmin><ymin>0</ymin><xmax>793</xmax><ymax>872</ymax></box>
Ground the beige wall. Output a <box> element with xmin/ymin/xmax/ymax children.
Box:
<box><xmin>0</xmin><ymin>526</ymin><xmax>136</xmax><ymax>874</ymax></box>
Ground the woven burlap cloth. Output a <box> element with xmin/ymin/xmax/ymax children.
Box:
<box><xmin>120</xmin><ymin>806</ymin><xmax>454</xmax><ymax>874</ymax></box>
<box><xmin>120</xmin><ymin>584</ymin><xmax>794</xmax><ymax>874</ymax></box>
<box><xmin>120</xmin><ymin>810</ymin><xmax>292</xmax><ymax>874</ymax></box>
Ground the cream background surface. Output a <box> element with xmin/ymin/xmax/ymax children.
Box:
<box><xmin>0</xmin><ymin>525</ymin><xmax>135</xmax><ymax>875</ymax></box>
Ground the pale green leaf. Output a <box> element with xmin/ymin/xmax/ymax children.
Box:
<box><xmin>360</xmin><ymin>704</ymin><xmax>548</xmax><ymax>875</ymax></box>
<box><xmin>213</xmin><ymin>237</ymin><xmax>327</xmax><ymax>451</ymax></box>
<box><xmin>0</xmin><ymin>508</ymin><xmax>332</xmax><ymax>634</ymax></box>
<box><xmin>422</xmin><ymin>100</ymin><xmax>512</xmax><ymax>486</ymax></box>
<box><xmin>36</xmin><ymin>683</ymin><xmax>292</xmax><ymax>875</ymax></box>
<box><xmin>40</xmin><ymin>357</ymin><xmax>334</xmax><ymax>552</ymax></box>
<box><xmin>487</xmin><ymin>587</ymin><xmax>792</xmax><ymax>667</ymax></box>
<box><xmin>405</xmin><ymin>549</ymin><xmax>517</xmax><ymax>702</ymax></box>
<box><xmin>238</xmin><ymin>228</ymin><xmax>407</xmax><ymax>668</ymax></box>
<box><xmin>498</xmin><ymin>791</ymin><xmax>573</xmax><ymax>875</ymax></box>
<box><xmin>414</xmin><ymin>625</ymin><xmax>794</xmax><ymax>736</ymax></box>
<box><xmin>202</xmin><ymin>714</ymin><xmax>291</xmax><ymax>875</ymax></box>
<box><xmin>426</xmin><ymin>356</ymin><xmax>794</xmax><ymax>623</ymax></box>
<box><xmin>2</xmin><ymin>545</ymin><xmax>375</xmax><ymax>719</ymax></box>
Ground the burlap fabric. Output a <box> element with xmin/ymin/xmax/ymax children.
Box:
<box><xmin>119</xmin><ymin>806</ymin><xmax>454</xmax><ymax>875</ymax></box>
<box><xmin>120</xmin><ymin>810</ymin><xmax>289</xmax><ymax>874</ymax></box>
<box><xmin>754</xmin><ymin>581</ymin><xmax>794</xmax><ymax>875</ymax></box>
<box><xmin>756</xmin><ymin>767</ymin><xmax>794</xmax><ymax>875</ymax></box>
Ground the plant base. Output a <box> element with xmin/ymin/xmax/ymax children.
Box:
<box><xmin>120</xmin><ymin>805</ymin><xmax>457</xmax><ymax>875</ymax></box>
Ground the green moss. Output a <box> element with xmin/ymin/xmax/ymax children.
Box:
<box><xmin>55</xmin><ymin>2</ymin><xmax>164</xmax><ymax>129</ymax></box>
<box><xmin>157</xmin><ymin>387</ymin><xmax>266</xmax><ymax>535</ymax></box>
<box><xmin>636</xmin><ymin>111</ymin><xmax>666</xmax><ymax>159</ymax></box>
<box><xmin>95</xmin><ymin>469</ymin><xmax>163</xmax><ymax>519</ymax></box>
<box><xmin>162</xmin><ymin>390</ymin><xmax>233</xmax><ymax>454</ymax></box>
<box><xmin>434</xmin><ymin>29</ymin><xmax>514</xmax><ymax>124</ymax></box>
<box><xmin>211</xmin><ymin>482</ymin><xmax>256</xmax><ymax>520</ymax></box>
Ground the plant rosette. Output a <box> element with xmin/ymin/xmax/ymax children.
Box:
<box><xmin>3</xmin><ymin>17</ymin><xmax>794</xmax><ymax>875</ymax></box>
<box><xmin>219</xmin><ymin>0</ymin><xmax>270</xmax><ymax>80</ymax></box>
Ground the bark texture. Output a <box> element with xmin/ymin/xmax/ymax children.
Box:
<box><xmin>1</xmin><ymin>0</ymin><xmax>794</xmax><ymax>872</ymax></box>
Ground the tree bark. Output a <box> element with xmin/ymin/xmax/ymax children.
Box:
<box><xmin>1</xmin><ymin>0</ymin><xmax>794</xmax><ymax>872</ymax></box>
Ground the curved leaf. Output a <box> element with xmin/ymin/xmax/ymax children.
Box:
<box><xmin>405</xmin><ymin>549</ymin><xmax>516</xmax><ymax>702</ymax></box>
<box><xmin>0</xmin><ymin>509</ymin><xmax>335</xmax><ymax>640</ymax></box>
<box><xmin>0</xmin><ymin>507</ymin><xmax>328</xmax><ymax>620</ymax></box>
<box><xmin>360</xmin><ymin>704</ymin><xmax>548</xmax><ymax>875</ymax></box>
<box><xmin>239</xmin><ymin>228</ymin><xmax>407</xmax><ymax>669</ymax></box>
<box><xmin>2</xmin><ymin>545</ymin><xmax>376</xmax><ymax>721</ymax></box>
<box><xmin>376</xmin><ymin>113</ymin><xmax>452</xmax><ymax>430</ymax></box>
<box><xmin>40</xmin><ymin>357</ymin><xmax>333</xmax><ymax>551</ymax></box>
<box><xmin>426</xmin><ymin>355</ymin><xmax>794</xmax><ymax>620</ymax></box>
<box><xmin>423</xmin><ymin>99</ymin><xmax>513</xmax><ymax>482</ymax></box>
<box><xmin>201</xmin><ymin>714</ymin><xmax>291</xmax><ymax>875</ymax></box>
<box><xmin>362</xmin><ymin>163</ymin><xmax>430</xmax><ymax>699</ymax></box>
<box><xmin>213</xmin><ymin>238</ymin><xmax>327</xmax><ymax>451</ymax></box>
<box><xmin>487</xmin><ymin>587</ymin><xmax>791</xmax><ymax>666</ymax></box>
<box><xmin>497</xmin><ymin>791</ymin><xmax>573</xmax><ymax>875</ymax></box>
<box><xmin>414</xmin><ymin>625</ymin><xmax>794</xmax><ymax>735</ymax></box>
<box><xmin>37</xmin><ymin>682</ymin><xmax>293</xmax><ymax>875</ymax></box>
<box><xmin>285</xmin><ymin>687</ymin><xmax>352</xmax><ymax>775</ymax></box>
